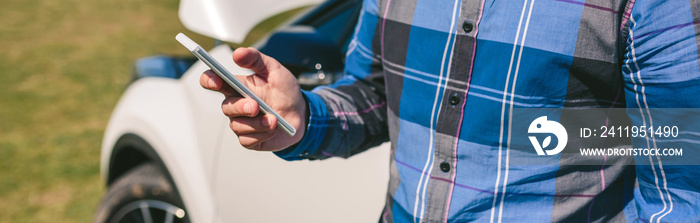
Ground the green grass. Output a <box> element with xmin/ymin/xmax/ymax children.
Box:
<box><xmin>0</xmin><ymin>0</ymin><xmax>302</xmax><ymax>222</ymax></box>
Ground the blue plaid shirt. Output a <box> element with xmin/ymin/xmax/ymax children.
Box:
<box><xmin>276</xmin><ymin>0</ymin><xmax>700</xmax><ymax>222</ymax></box>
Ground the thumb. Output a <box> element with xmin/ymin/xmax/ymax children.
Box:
<box><xmin>232</xmin><ymin>47</ymin><xmax>281</xmax><ymax>78</ymax></box>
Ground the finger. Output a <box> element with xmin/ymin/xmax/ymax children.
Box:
<box><xmin>238</xmin><ymin>130</ymin><xmax>278</xmax><ymax>150</ymax></box>
<box><xmin>232</xmin><ymin>47</ymin><xmax>281</xmax><ymax>78</ymax></box>
<box><xmin>221</xmin><ymin>96</ymin><xmax>260</xmax><ymax>117</ymax></box>
<box><xmin>200</xmin><ymin>70</ymin><xmax>239</xmax><ymax>96</ymax></box>
<box><xmin>229</xmin><ymin>115</ymin><xmax>278</xmax><ymax>135</ymax></box>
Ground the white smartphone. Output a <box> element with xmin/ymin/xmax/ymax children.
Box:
<box><xmin>176</xmin><ymin>33</ymin><xmax>296</xmax><ymax>136</ymax></box>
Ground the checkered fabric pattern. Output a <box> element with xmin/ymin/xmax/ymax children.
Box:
<box><xmin>275</xmin><ymin>0</ymin><xmax>700</xmax><ymax>222</ymax></box>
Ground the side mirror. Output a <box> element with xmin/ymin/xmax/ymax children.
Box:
<box><xmin>133</xmin><ymin>55</ymin><xmax>197</xmax><ymax>80</ymax></box>
<box><xmin>258</xmin><ymin>26</ymin><xmax>345</xmax><ymax>89</ymax></box>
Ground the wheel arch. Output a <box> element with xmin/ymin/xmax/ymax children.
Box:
<box><xmin>107</xmin><ymin>133</ymin><xmax>166</xmax><ymax>186</ymax></box>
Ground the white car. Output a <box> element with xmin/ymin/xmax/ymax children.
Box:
<box><xmin>95</xmin><ymin>0</ymin><xmax>390</xmax><ymax>222</ymax></box>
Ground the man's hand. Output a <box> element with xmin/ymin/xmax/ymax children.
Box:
<box><xmin>200</xmin><ymin>47</ymin><xmax>306</xmax><ymax>152</ymax></box>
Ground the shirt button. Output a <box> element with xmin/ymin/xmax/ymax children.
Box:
<box><xmin>462</xmin><ymin>20</ymin><xmax>473</xmax><ymax>33</ymax></box>
<box><xmin>440</xmin><ymin>161</ymin><xmax>451</xmax><ymax>172</ymax></box>
<box><xmin>449</xmin><ymin>95</ymin><xmax>460</xmax><ymax>106</ymax></box>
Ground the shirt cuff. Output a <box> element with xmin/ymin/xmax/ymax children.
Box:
<box><xmin>274</xmin><ymin>90</ymin><xmax>329</xmax><ymax>160</ymax></box>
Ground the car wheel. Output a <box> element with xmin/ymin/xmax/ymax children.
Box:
<box><xmin>94</xmin><ymin>163</ymin><xmax>190</xmax><ymax>223</ymax></box>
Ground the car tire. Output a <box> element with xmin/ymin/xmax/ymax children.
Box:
<box><xmin>94</xmin><ymin>163</ymin><xmax>190</xmax><ymax>223</ymax></box>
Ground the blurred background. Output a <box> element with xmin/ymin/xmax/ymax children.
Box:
<box><xmin>0</xmin><ymin>0</ymin><xmax>295</xmax><ymax>221</ymax></box>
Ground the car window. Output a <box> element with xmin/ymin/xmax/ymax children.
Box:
<box><xmin>313</xmin><ymin>4</ymin><xmax>357</xmax><ymax>51</ymax></box>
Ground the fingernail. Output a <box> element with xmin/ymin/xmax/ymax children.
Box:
<box><xmin>208</xmin><ymin>78</ymin><xmax>216</xmax><ymax>88</ymax></box>
<box><xmin>261</xmin><ymin>116</ymin><xmax>271</xmax><ymax>127</ymax></box>
<box><xmin>244</xmin><ymin>103</ymin><xmax>252</xmax><ymax>115</ymax></box>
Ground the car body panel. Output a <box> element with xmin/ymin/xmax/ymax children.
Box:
<box><xmin>214</xmin><ymin>126</ymin><xmax>390</xmax><ymax>222</ymax></box>
<box><xmin>179</xmin><ymin>0</ymin><xmax>324</xmax><ymax>43</ymax></box>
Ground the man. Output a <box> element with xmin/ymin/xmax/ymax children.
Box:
<box><xmin>201</xmin><ymin>0</ymin><xmax>700</xmax><ymax>222</ymax></box>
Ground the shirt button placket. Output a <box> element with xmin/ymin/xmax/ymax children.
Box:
<box><xmin>462</xmin><ymin>20</ymin><xmax>474</xmax><ymax>33</ymax></box>
<box><xmin>449</xmin><ymin>95</ymin><xmax>460</xmax><ymax>106</ymax></box>
<box><xmin>440</xmin><ymin>161</ymin><xmax>451</xmax><ymax>173</ymax></box>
